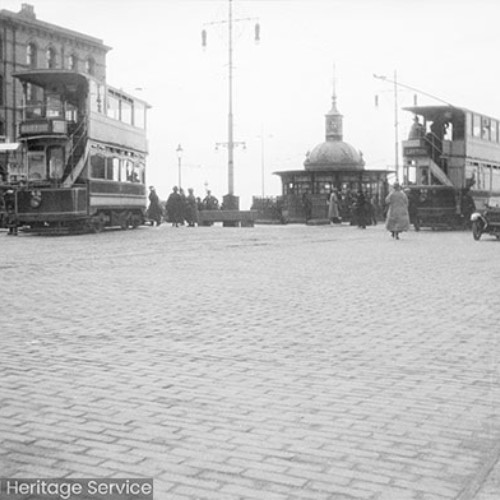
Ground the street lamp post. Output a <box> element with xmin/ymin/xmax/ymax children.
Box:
<box><xmin>176</xmin><ymin>144</ymin><xmax>183</xmax><ymax>189</ymax></box>
<box><xmin>257</xmin><ymin>132</ymin><xmax>273</xmax><ymax>197</ymax></box>
<box><xmin>202</xmin><ymin>0</ymin><xmax>260</xmax><ymax>206</ymax></box>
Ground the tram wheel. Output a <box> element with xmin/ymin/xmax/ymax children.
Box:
<box><xmin>90</xmin><ymin>214</ymin><xmax>106</xmax><ymax>233</ymax></box>
<box><xmin>119</xmin><ymin>211</ymin><xmax>130</xmax><ymax>230</ymax></box>
<box><xmin>130</xmin><ymin>214</ymin><xmax>142</xmax><ymax>229</ymax></box>
<box><xmin>472</xmin><ymin>220</ymin><xmax>482</xmax><ymax>241</ymax></box>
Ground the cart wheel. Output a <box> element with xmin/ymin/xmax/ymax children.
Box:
<box><xmin>472</xmin><ymin>220</ymin><xmax>482</xmax><ymax>241</ymax></box>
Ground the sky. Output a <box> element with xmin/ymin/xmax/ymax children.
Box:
<box><xmin>4</xmin><ymin>0</ymin><xmax>500</xmax><ymax>207</ymax></box>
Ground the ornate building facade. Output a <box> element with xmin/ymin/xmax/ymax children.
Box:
<box><xmin>0</xmin><ymin>3</ymin><xmax>109</xmax><ymax>145</ymax></box>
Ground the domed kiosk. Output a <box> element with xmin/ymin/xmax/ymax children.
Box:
<box><xmin>272</xmin><ymin>84</ymin><xmax>391</xmax><ymax>223</ymax></box>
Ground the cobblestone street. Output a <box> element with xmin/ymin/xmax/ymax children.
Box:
<box><xmin>0</xmin><ymin>223</ymin><xmax>499</xmax><ymax>500</ymax></box>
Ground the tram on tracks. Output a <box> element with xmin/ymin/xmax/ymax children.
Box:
<box><xmin>3</xmin><ymin>69</ymin><xmax>149</xmax><ymax>234</ymax></box>
<box><xmin>402</xmin><ymin>105</ymin><xmax>500</xmax><ymax>229</ymax></box>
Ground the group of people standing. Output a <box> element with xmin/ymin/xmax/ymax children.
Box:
<box><xmin>320</xmin><ymin>183</ymin><xmax>411</xmax><ymax>239</ymax></box>
<box><xmin>147</xmin><ymin>186</ymin><xmax>220</xmax><ymax>227</ymax></box>
<box><xmin>323</xmin><ymin>188</ymin><xmax>378</xmax><ymax>228</ymax></box>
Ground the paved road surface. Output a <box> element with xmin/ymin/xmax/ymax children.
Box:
<box><xmin>0</xmin><ymin>223</ymin><xmax>499</xmax><ymax>499</ymax></box>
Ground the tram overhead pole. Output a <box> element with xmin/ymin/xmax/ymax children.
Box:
<box><xmin>202</xmin><ymin>0</ymin><xmax>260</xmax><ymax>201</ymax></box>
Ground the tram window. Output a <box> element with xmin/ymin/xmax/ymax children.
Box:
<box><xmin>473</xmin><ymin>114</ymin><xmax>481</xmax><ymax>137</ymax></box>
<box><xmin>125</xmin><ymin>160</ymin><xmax>134</xmax><ymax>182</ymax></box>
<box><xmin>136</xmin><ymin>163</ymin><xmax>145</xmax><ymax>184</ymax></box>
<box><xmin>90</xmin><ymin>154</ymin><xmax>106</xmax><ymax>179</ymax></box>
<box><xmin>28</xmin><ymin>152</ymin><xmax>46</xmax><ymax>181</ymax></box>
<box><xmin>134</xmin><ymin>102</ymin><xmax>145</xmax><ymax>129</ymax></box>
<box><xmin>492</xmin><ymin>166</ymin><xmax>500</xmax><ymax>191</ymax></box>
<box><xmin>48</xmin><ymin>147</ymin><xmax>64</xmax><ymax>180</ymax></box>
<box><xmin>105</xmin><ymin>157</ymin><xmax>114</xmax><ymax>180</ymax></box>
<box><xmin>453</xmin><ymin>117</ymin><xmax>465</xmax><ymax>140</ymax></box>
<box><xmin>65</xmin><ymin>103</ymin><xmax>78</xmax><ymax>123</ymax></box>
<box><xmin>46</xmin><ymin>94</ymin><xmax>63</xmax><ymax>118</ymax></box>
<box><xmin>481</xmin><ymin>118</ymin><xmax>491</xmax><ymax>140</ymax></box>
<box><xmin>112</xmin><ymin>157</ymin><xmax>120</xmax><ymax>181</ymax></box>
<box><xmin>121</xmin><ymin>99</ymin><xmax>133</xmax><ymax>125</ymax></box>
<box><xmin>107</xmin><ymin>92</ymin><xmax>120</xmax><ymax>120</ymax></box>
<box><xmin>119</xmin><ymin>160</ymin><xmax>127</xmax><ymax>182</ymax></box>
<box><xmin>491</xmin><ymin>121</ymin><xmax>498</xmax><ymax>142</ymax></box>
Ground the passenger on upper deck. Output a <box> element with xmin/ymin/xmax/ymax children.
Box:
<box><xmin>408</xmin><ymin>116</ymin><xmax>425</xmax><ymax>140</ymax></box>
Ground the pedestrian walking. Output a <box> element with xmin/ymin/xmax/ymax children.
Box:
<box><xmin>328</xmin><ymin>189</ymin><xmax>341</xmax><ymax>224</ymax></box>
<box><xmin>165</xmin><ymin>186</ymin><xmax>184</xmax><ymax>227</ymax></box>
<box><xmin>147</xmin><ymin>186</ymin><xmax>163</xmax><ymax>226</ymax></box>
<box><xmin>385</xmin><ymin>182</ymin><xmax>410</xmax><ymax>239</ymax></box>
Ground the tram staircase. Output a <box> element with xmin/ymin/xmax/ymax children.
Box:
<box><xmin>61</xmin><ymin>119</ymin><xmax>89</xmax><ymax>188</ymax></box>
<box><xmin>423</xmin><ymin>133</ymin><xmax>454</xmax><ymax>187</ymax></box>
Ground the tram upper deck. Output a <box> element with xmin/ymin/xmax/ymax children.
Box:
<box><xmin>402</xmin><ymin>105</ymin><xmax>500</xmax><ymax>204</ymax></box>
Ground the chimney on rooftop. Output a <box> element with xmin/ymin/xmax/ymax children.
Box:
<box><xmin>19</xmin><ymin>4</ymin><xmax>36</xmax><ymax>20</ymax></box>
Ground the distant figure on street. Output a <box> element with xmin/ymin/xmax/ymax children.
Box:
<box><xmin>179</xmin><ymin>188</ymin><xmax>187</xmax><ymax>225</ymax></box>
<box><xmin>385</xmin><ymin>182</ymin><xmax>410</xmax><ymax>239</ymax></box>
<box><xmin>185</xmin><ymin>188</ymin><xmax>199</xmax><ymax>227</ymax></box>
<box><xmin>202</xmin><ymin>190</ymin><xmax>219</xmax><ymax>210</ymax></box>
<box><xmin>165</xmin><ymin>186</ymin><xmax>184</xmax><ymax>227</ymax></box>
<box><xmin>302</xmin><ymin>191</ymin><xmax>312</xmax><ymax>222</ymax></box>
<box><xmin>147</xmin><ymin>186</ymin><xmax>163</xmax><ymax>226</ymax></box>
<box><xmin>354</xmin><ymin>190</ymin><xmax>369</xmax><ymax>229</ymax></box>
<box><xmin>328</xmin><ymin>189</ymin><xmax>341</xmax><ymax>224</ymax></box>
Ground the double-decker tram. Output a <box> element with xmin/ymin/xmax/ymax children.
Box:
<box><xmin>402</xmin><ymin>105</ymin><xmax>500</xmax><ymax>229</ymax></box>
<box><xmin>9</xmin><ymin>69</ymin><xmax>149</xmax><ymax>233</ymax></box>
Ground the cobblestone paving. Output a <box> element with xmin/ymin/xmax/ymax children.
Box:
<box><xmin>0</xmin><ymin>223</ymin><xmax>499</xmax><ymax>500</ymax></box>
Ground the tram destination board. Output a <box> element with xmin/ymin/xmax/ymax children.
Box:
<box><xmin>404</xmin><ymin>146</ymin><xmax>428</xmax><ymax>157</ymax></box>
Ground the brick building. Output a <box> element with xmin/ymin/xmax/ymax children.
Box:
<box><xmin>0</xmin><ymin>3</ymin><xmax>110</xmax><ymax>143</ymax></box>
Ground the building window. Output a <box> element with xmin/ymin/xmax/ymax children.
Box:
<box><xmin>68</xmin><ymin>54</ymin><xmax>77</xmax><ymax>71</ymax></box>
<box><xmin>27</xmin><ymin>43</ymin><xmax>37</xmax><ymax>67</ymax></box>
<box><xmin>46</xmin><ymin>47</ymin><xmax>56</xmax><ymax>69</ymax></box>
<box><xmin>85</xmin><ymin>57</ymin><xmax>95</xmax><ymax>75</ymax></box>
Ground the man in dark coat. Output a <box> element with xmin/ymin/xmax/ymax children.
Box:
<box><xmin>165</xmin><ymin>186</ymin><xmax>184</xmax><ymax>227</ymax></box>
<box><xmin>147</xmin><ymin>186</ymin><xmax>163</xmax><ymax>226</ymax></box>
<box><xmin>355</xmin><ymin>190</ymin><xmax>369</xmax><ymax>229</ymax></box>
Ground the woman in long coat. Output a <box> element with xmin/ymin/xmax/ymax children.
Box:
<box><xmin>328</xmin><ymin>189</ymin><xmax>341</xmax><ymax>224</ymax></box>
<box><xmin>385</xmin><ymin>182</ymin><xmax>410</xmax><ymax>239</ymax></box>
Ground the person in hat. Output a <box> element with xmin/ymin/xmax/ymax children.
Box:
<box><xmin>165</xmin><ymin>186</ymin><xmax>184</xmax><ymax>227</ymax></box>
<box><xmin>147</xmin><ymin>186</ymin><xmax>163</xmax><ymax>226</ymax></box>
<box><xmin>384</xmin><ymin>181</ymin><xmax>410</xmax><ymax>239</ymax></box>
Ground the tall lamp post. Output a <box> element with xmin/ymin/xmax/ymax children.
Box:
<box><xmin>257</xmin><ymin>132</ymin><xmax>273</xmax><ymax>197</ymax></box>
<box><xmin>202</xmin><ymin>0</ymin><xmax>260</xmax><ymax>208</ymax></box>
<box><xmin>176</xmin><ymin>143</ymin><xmax>183</xmax><ymax>189</ymax></box>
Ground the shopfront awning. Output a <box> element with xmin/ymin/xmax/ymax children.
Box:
<box><xmin>0</xmin><ymin>143</ymin><xmax>20</xmax><ymax>152</ymax></box>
